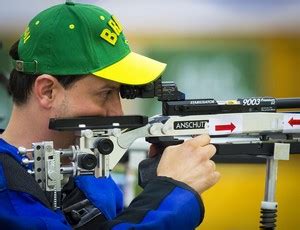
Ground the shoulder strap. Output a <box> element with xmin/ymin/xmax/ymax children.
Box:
<box><xmin>0</xmin><ymin>153</ymin><xmax>51</xmax><ymax>209</ymax></box>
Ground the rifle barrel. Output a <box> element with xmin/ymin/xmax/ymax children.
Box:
<box><xmin>276</xmin><ymin>98</ymin><xmax>300</xmax><ymax>109</ymax></box>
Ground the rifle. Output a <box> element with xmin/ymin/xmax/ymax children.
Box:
<box><xmin>19</xmin><ymin>77</ymin><xmax>300</xmax><ymax>229</ymax></box>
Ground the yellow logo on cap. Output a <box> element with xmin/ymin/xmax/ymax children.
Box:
<box><xmin>100</xmin><ymin>15</ymin><xmax>123</xmax><ymax>46</ymax></box>
<box><xmin>23</xmin><ymin>27</ymin><xmax>31</xmax><ymax>44</ymax></box>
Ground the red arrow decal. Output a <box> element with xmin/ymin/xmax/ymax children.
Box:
<box><xmin>288</xmin><ymin>117</ymin><xmax>300</xmax><ymax>127</ymax></box>
<box><xmin>215</xmin><ymin>122</ymin><xmax>236</xmax><ymax>132</ymax></box>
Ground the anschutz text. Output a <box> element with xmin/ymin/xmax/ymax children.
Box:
<box><xmin>174</xmin><ymin>120</ymin><xmax>209</xmax><ymax>130</ymax></box>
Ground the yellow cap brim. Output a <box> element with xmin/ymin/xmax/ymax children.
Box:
<box><xmin>92</xmin><ymin>52</ymin><xmax>167</xmax><ymax>85</ymax></box>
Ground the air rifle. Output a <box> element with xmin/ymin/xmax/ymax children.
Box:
<box><xmin>19</xmin><ymin>77</ymin><xmax>300</xmax><ymax>229</ymax></box>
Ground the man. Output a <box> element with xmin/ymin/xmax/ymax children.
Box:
<box><xmin>0</xmin><ymin>2</ymin><xmax>220</xmax><ymax>229</ymax></box>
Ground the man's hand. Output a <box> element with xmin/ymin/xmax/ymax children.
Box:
<box><xmin>157</xmin><ymin>134</ymin><xmax>220</xmax><ymax>195</ymax></box>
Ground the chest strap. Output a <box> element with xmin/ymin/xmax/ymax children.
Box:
<box><xmin>0</xmin><ymin>153</ymin><xmax>51</xmax><ymax>209</ymax></box>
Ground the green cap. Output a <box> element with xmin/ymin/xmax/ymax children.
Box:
<box><xmin>13</xmin><ymin>2</ymin><xmax>166</xmax><ymax>85</ymax></box>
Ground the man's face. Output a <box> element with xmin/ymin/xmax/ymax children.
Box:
<box><xmin>48</xmin><ymin>74</ymin><xmax>123</xmax><ymax>148</ymax></box>
<box><xmin>53</xmin><ymin>74</ymin><xmax>123</xmax><ymax>119</ymax></box>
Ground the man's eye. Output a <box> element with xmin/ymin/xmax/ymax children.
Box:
<box><xmin>100</xmin><ymin>90</ymin><xmax>112</xmax><ymax>99</ymax></box>
<box><xmin>99</xmin><ymin>89</ymin><xmax>118</xmax><ymax>101</ymax></box>
<box><xmin>97</xmin><ymin>88</ymin><xmax>119</xmax><ymax>102</ymax></box>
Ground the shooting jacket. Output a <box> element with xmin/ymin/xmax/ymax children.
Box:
<box><xmin>0</xmin><ymin>138</ymin><xmax>204</xmax><ymax>229</ymax></box>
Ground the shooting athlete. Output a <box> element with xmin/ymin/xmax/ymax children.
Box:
<box><xmin>0</xmin><ymin>2</ymin><xmax>220</xmax><ymax>229</ymax></box>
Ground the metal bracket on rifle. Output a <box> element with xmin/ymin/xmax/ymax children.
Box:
<box><xmin>33</xmin><ymin>142</ymin><xmax>63</xmax><ymax>210</ymax></box>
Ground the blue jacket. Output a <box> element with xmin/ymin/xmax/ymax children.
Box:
<box><xmin>0</xmin><ymin>138</ymin><xmax>204</xmax><ymax>229</ymax></box>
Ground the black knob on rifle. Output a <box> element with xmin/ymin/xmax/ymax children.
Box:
<box><xmin>78</xmin><ymin>154</ymin><xmax>97</xmax><ymax>170</ymax></box>
<box><xmin>95</xmin><ymin>139</ymin><xmax>114</xmax><ymax>155</ymax></box>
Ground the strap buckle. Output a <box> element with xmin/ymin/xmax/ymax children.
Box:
<box><xmin>14</xmin><ymin>60</ymin><xmax>38</xmax><ymax>74</ymax></box>
<box><xmin>15</xmin><ymin>60</ymin><xmax>24</xmax><ymax>72</ymax></box>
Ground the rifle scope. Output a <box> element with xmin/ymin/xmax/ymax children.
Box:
<box><xmin>120</xmin><ymin>77</ymin><xmax>300</xmax><ymax>115</ymax></box>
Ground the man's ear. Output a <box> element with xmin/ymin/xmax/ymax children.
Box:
<box><xmin>32</xmin><ymin>74</ymin><xmax>62</xmax><ymax>109</ymax></box>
